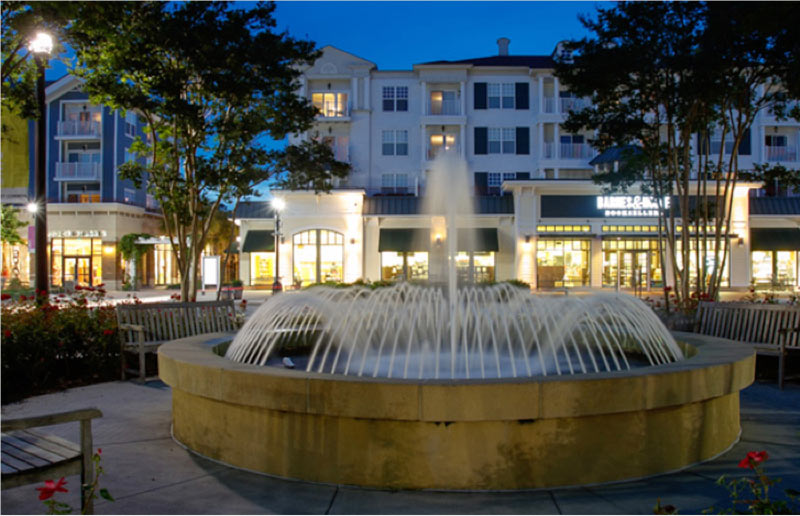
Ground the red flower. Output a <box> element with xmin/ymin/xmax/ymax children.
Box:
<box><xmin>97</xmin><ymin>448</ymin><xmax>102</xmax><ymax>455</ymax></box>
<box><xmin>3</xmin><ymin>329</ymin><xmax>11</xmax><ymax>338</ymax></box>
<box><xmin>103</xmin><ymin>329</ymin><xmax>114</xmax><ymax>336</ymax></box>
<box><xmin>664</xmin><ymin>286</ymin><xmax>672</xmax><ymax>292</ymax></box>
<box><xmin>36</xmin><ymin>478</ymin><xmax>68</xmax><ymax>500</ymax></box>
<box><xmin>738</xmin><ymin>450</ymin><xmax>769</xmax><ymax>469</ymax></box>
<box><xmin>74</xmin><ymin>285</ymin><xmax>82</xmax><ymax>291</ymax></box>
<box><xmin>1</xmin><ymin>293</ymin><xmax>10</xmax><ymax>300</ymax></box>
<box><xmin>19</xmin><ymin>295</ymin><xmax>26</xmax><ymax>301</ymax></box>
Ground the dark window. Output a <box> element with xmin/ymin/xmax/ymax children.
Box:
<box><xmin>516</xmin><ymin>127</ymin><xmax>530</xmax><ymax>155</ymax></box>
<box><xmin>515</xmin><ymin>83</ymin><xmax>529</xmax><ymax>110</ymax></box>
<box><xmin>474</xmin><ymin>83</ymin><xmax>487</xmax><ymax>110</ymax></box>
<box><xmin>474</xmin><ymin>172</ymin><xmax>488</xmax><ymax>195</ymax></box>
<box><xmin>474</xmin><ymin>127</ymin><xmax>488</xmax><ymax>155</ymax></box>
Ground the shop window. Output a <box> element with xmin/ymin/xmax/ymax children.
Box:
<box><xmin>536</xmin><ymin>239</ymin><xmax>590</xmax><ymax>288</ymax></box>
<box><xmin>250</xmin><ymin>252</ymin><xmax>276</xmax><ymax>286</ymax></box>
<box><xmin>293</xmin><ymin>229</ymin><xmax>344</xmax><ymax>287</ymax></box>
<box><xmin>751</xmin><ymin>250</ymin><xmax>798</xmax><ymax>288</ymax></box>
<box><xmin>50</xmin><ymin>237</ymin><xmax>102</xmax><ymax>287</ymax></box>
<box><xmin>381</xmin><ymin>252</ymin><xmax>428</xmax><ymax>282</ymax></box>
<box><xmin>455</xmin><ymin>252</ymin><xmax>495</xmax><ymax>284</ymax></box>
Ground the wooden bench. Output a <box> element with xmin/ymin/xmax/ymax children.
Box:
<box><xmin>117</xmin><ymin>300</ymin><xmax>237</xmax><ymax>381</ymax></box>
<box><xmin>695</xmin><ymin>301</ymin><xmax>800</xmax><ymax>389</ymax></box>
<box><xmin>2</xmin><ymin>408</ymin><xmax>102</xmax><ymax>514</ymax></box>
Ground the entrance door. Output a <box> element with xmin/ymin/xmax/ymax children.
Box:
<box><xmin>64</xmin><ymin>257</ymin><xmax>92</xmax><ymax>286</ymax></box>
<box><xmin>619</xmin><ymin>251</ymin><xmax>647</xmax><ymax>289</ymax></box>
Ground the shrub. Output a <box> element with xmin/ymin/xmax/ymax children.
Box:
<box><xmin>1</xmin><ymin>286</ymin><xmax>120</xmax><ymax>404</ymax></box>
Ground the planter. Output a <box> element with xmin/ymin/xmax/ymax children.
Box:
<box><xmin>222</xmin><ymin>286</ymin><xmax>244</xmax><ymax>300</ymax></box>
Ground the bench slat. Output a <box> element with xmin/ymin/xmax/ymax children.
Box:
<box><xmin>2</xmin><ymin>433</ymin><xmax>71</xmax><ymax>464</ymax></box>
<box><xmin>23</xmin><ymin>429</ymin><xmax>81</xmax><ymax>455</ymax></box>
<box><xmin>2</xmin><ymin>441</ymin><xmax>53</xmax><ymax>468</ymax></box>
<box><xmin>2</xmin><ymin>450</ymin><xmax>38</xmax><ymax>471</ymax></box>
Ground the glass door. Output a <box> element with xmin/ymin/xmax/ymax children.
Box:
<box><xmin>63</xmin><ymin>256</ymin><xmax>92</xmax><ymax>286</ymax></box>
<box><xmin>620</xmin><ymin>251</ymin><xmax>647</xmax><ymax>289</ymax></box>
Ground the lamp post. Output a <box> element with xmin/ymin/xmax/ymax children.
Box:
<box><xmin>29</xmin><ymin>32</ymin><xmax>53</xmax><ymax>304</ymax></box>
<box><xmin>272</xmin><ymin>197</ymin><xmax>286</xmax><ymax>294</ymax></box>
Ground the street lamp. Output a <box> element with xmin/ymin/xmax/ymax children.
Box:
<box><xmin>29</xmin><ymin>32</ymin><xmax>53</xmax><ymax>304</ymax></box>
<box><xmin>272</xmin><ymin>197</ymin><xmax>286</xmax><ymax>294</ymax></box>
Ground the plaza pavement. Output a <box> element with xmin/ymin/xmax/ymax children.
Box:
<box><xmin>1</xmin><ymin>376</ymin><xmax>798</xmax><ymax>514</ymax></box>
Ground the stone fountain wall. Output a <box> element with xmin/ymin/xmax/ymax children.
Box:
<box><xmin>159</xmin><ymin>332</ymin><xmax>754</xmax><ymax>490</ymax></box>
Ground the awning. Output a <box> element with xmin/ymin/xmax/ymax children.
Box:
<box><xmin>379</xmin><ymin>229</ymin><xmax>429</xmax><ymax>252</ymax></box>
<box><xmin>241</xmin><ymin>230</ymin><xmax>275</xmax><ymax>253</ymax></box>
<box><xmin>750</xmin><ymin>228</ymin><xmax>800</xmax><ymax>251</ymax></box>
<box><xmin>458</xmin><ymin>228</ymin><xmax>499</xmax><ymax>252</ymax></box>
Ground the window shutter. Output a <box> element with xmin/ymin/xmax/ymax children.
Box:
<box><xmin>516</xmin><ymin>172</ymin><xmax>530</xmax><ymax>180</ymax></box>
<box><xmin>696</xmin><ymin>133</ymin><xmax>709</xmax><ymax>155</ymax></box>
<box><xmin>474</xmin><ymin>172</ymin><xmax>488</xmax><ymax>196</ymax></box>
<box><xmin>515</xmin><ymin>127</ymin><xmax>530</xmax><ymax>155</ymax></box>
<box><xmin>515</xmin><ymin>82</ymin><xmax>529</xmax><ymax>110</ymax></box>
<box><xmin>738</xmin><ymin>128</ymin><xmax>751</xmax><ymax>156</ymax></box>
<box><xmin>474</xmin><ymin>127</ymin><xmax>488</xmax><ymax>155</ymax></box>
<box><xmin>474</xmin><ymin>83</ymin><xmax>487</xmax><ymax>110</ymax></box>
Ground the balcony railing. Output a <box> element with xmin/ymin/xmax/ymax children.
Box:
<box><xmin>315</xmin><ymin>101</ymin><xmax>351</xmax><ymax>119</ymax></box>
<box><xmin>427</xmin><ymin>99</ymin><xmax>460</xmax><ymax>116</ymax></box>
<box><xmin>766</xmin><ymin>145</ymin><xmax>798</xmax><ymax>162</ymax></box>
<box><xmin>543</xmin><ymin>98</ymin><xmax>556</xmax><ymax>114</ymax></box>
<box><xmin>560</xmin><ymin>97</ymin><xmax>590</xmax><ymax>113</ymax></box>
<box><xmin>560</xmin><ymin>143</ymin><xmax>595</xmax><ymax>160</ymax></box>
<box><xmin>57</xmin><ymin>121</ymin><xmax>101</xmax><ymax>138</ymax></box>
<box><xmin>427</xmin><ymin>145</ymin><xmax>460</xmax><ymax>160</ymax></box>
<box><xmin>54</xmin><ymin>162</ymin><xmax>101</xmax><ymax>181</ymax></box>
<box><xmin>544</xmin><ymin>142</ymin><xmax>555</xmax><ymax>159</ymax></box>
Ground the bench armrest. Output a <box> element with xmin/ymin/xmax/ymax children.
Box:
<box><xmin>1</xmin><ymin>408</ymin><xmax>103</xmax><ymax>432</ymax></box>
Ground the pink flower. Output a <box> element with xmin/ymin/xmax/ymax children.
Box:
<box><xmin>36</xmin><ymin>478</ymin><xmax>68</xmax><ymax>500</ymax></box>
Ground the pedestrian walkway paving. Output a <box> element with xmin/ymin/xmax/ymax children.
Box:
<box><xmin>2</xmin><ymin>379</ymin><xmax>798</xmax><ymax>514</ymax></box>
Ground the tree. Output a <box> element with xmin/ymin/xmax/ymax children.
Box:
<box><xmin>556</xmin><ymin>1</ymin><xmax>800</xmax><ymax>310</ymax></box>
<box><xmin>1</xmin><ymin>205</ymin><xmax>26</xmax><ymax>245</ymax></box>
<box><xmin>118</xmin><ymin>233</ymin><xmax>153</xmax><ymax>290</ymax></box>
<box><xmin>66</xmin><ymin>1</ymin><xmax>350</xmax><ymax>302</ymax></box>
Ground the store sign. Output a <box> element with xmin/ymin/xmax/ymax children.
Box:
<box><xmin>48</xmin><ymin>230</ymin><xmax>108</xmax><ymax>238</ymax></box>
<box><xmin>596</xmin><ymin>196</ymin><xmax>670</xmax><ymax>217</ymax></box>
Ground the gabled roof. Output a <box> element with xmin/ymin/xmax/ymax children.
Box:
<box><xmin>419</xmin><ymin>55</ymin><xmax>554</xmax><ymax>68</ymax></box>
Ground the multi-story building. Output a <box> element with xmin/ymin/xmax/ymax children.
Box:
<box><xmin>26</xmin><ymin>75</ymin><xmax>168</xmax><ymax>289</ymax></box>
<box><xmin>211</xmin><ymin>41</ymin><xmax>797</xmax><ymax>291</ymax></box>
<box><xmin>1</xmin><ymin>107</ymin><xmax>33</xmax><ymax>286</ymax></box>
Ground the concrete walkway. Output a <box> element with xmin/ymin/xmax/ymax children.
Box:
<box><xmin>2</xmin><ymin>379</ymin><xmax>799</xmax><ymax>515</ymax></box>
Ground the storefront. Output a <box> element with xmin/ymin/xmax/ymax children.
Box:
<box><xmin>293</xmin><ymin>229</ymin><xmax>344</xmax><ymax>286</ymax></box>
<box><xmin>378</xmin><ymin>229</ymin><xmax>429</xmax><ymax>282</ymax></box>
<box><xmin>454</xmin><ymin>228</ymin><xmax>499</xmax><ymax>284</ymax></box>
<box><xmin>1</xmin><ymin>239</ymin><xmax>30</xmax><ymax>287</ymax></box>
<box><xmin>750</xmin><ymin>228</ymin><xmax>800</xmax><ymax>288</ymax></box>
<box><xmin>154</xmin><ymin>243</ymin><xmax>180</xmax><ymax>286</ymax></box>
<box><xmin>48</xmin><ymin>231</ymin><xmax>108</xmax><ymax>287</ymax></box>
<box><xmin>241</xmin><ymin>230</ymin><xmax>275</xmax><ymax>287</ymax></box>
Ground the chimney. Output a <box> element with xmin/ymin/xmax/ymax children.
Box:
<box><xmin>497</xmin><ymin>37</ymin><xmax>510</xmax><ymax>56</ymax></box>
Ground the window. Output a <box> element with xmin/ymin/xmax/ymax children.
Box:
<box><xmin>382</xmin><ymin>130</ymin><xmax>408</xmax><ymax>156</ymax></box>
<box><xmin>430</xmin><ymin>91</ymin><xmax>458</xmax><ymax>115</ymax></box>
<box><xmin>312</xmin><ymin>92</ymin><xmax>348</xmax><ymax>117</ymax></box>
<box><xmin>381</xmin><ymin>252</ymin><xmax>428</xmax><ymax>282</ymax></box>
<box><xmin>765</xmin><ymin>134</ymin><xmax>787</xmax><ymax>147</ymax></box>
<box><xmin>125</xmin><ymin>112</ymin><xmax>137</xmax><ymax>137</ymax></box>
<box><xmin>381</xmin><ymin>173</ymin><xmax>409</xmax><ymax>194</ymax></box>
<box><xmin>488</xmin><ymin>128</ymin><xmax>515</xmax><ymax>154</ymax></box>
<box><xmin>293</xmin><ymin>229</ymin><xmax>344</xmax><ymax>286</ymax></box>
<box><xmin>124</xmin><ymin>148</ymin><xmax>137</xmax><ymax>164</ymax></box>
<box><xmin>487</xmin><ymin>83</ymin><xmax>514</xmax><ymax>109</ymax></box>
<box><xmin>383</xmin><ymin>86</ymin><xmax>408</xmax><ymax>112</ymax></box>
<box><xmin>124</xmin><ymin>188</ymin><xmax>136</xmax><ymax>204</ymax></box>
<box><xmin>486</xmin><ymin>172</ymin><xmax>517</xmax><ymax>195</ymax></box>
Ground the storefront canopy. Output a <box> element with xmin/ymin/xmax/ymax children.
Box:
<box><xmin>750</xmin><ymin>228</ymin><xmax>800</xmax><ymax>251</ymax></box>
<box><xmin>378</xmin><ymin>229</ymin><xmax>429</xmax><ymax>252</ymax></box>
<box><xmin>241</xmin><ymin>230</ymin><xmax>275</xmax><ymax>253</ymax></box>
<box><xmin>457</xmin><ymin>228</ymin><xmax>499</xmax><ymax>252</ymax></box>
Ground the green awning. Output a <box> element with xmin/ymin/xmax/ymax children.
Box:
<box><xmin>458</xmin><ymin>228</ymin><xmax>499</xmax><ymax>252</ymax></box>
<box><xmin>379</xmin><ymin>229</ymin><xmax>429</xmax><ymax>252</ymax></box>
<box><xmin>751</xmin><ymin>228</ymin><xmax>800</xmax><ymax>251</ymax></box>
<box><xmin>242</xmin><ymin>230</ymin><xmax>275</xmax><ymax>253</ymax></box>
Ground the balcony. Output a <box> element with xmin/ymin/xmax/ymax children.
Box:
<box><xmin>427</xmin><ymin>99</ymin><xmax>460</xmax><ymax>116</ymax></box>
<box><xmin>56</xmin><ymin>121</ymin><xmax>101</xmax><ymax>138</ymax></box>
<box><xmin>544</xmin><ymin>142</ymin><xmax>555</xmax><ymax>159</ymax></box>
<box><xmin>560</xmin><ymin>143</ymin><xmax>595</xmax><ymax>160</ymax></box>
<box><xmin>427</xmin><ymin>145</ymin><xmax>460</xmax><ymax>161</ymax></box>
<box><xmin>54</xmin><ymin>162</ymin><xmax>101</xmax><ymax>181</ymax></box>
<box><xmin>543</xmin><ymin>98</ymin><xmax>556</xmax><ymax>114</ymax></box>
<box><xmin>560</xmin><ymin>97</ymin><xmax>590</xmax><ymax>113</ymax></box>
<box><xmin>315</xmin><ymin>101</ymin><xmax>351</xmax><ymax>120</ymax></box>
<box><xmin>766</xmin><ymin>145</ymin><xmax>798</xmax><ymax>162</ymax></box>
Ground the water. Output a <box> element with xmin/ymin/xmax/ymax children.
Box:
<box><xmin>225</xmin><ymin>152</ymin><xmax>684</xmax><ymax>378</ymax></box>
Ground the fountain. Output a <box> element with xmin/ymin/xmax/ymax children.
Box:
<box><xmin>159</xmin><ymin>152</ymin><xmax>755</xmax><ymax>490</ymax></box>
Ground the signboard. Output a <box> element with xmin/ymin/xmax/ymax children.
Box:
<box><xmin>202</xmin><ymin>255</ymin><xmax>220</xmax><ymax>289</ymax></box>
<box><xmin>596</xmin><ymin>196</ymin><xmax>670</xmax><ymax>217</ymax></box>
<box><xmin>540</xmin><ymin>195</ymin><xmax>670</xmax><ymax>219</ymax></box>
<box><xmin>47</xmin><ymin>229</ymin><xmax>108</xmax><ymax>238</ymax></box>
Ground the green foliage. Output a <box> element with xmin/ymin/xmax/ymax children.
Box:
<box><xmin>0</xmin><ymin>204</ymin><xmax>26</xmax><ymax>245</ymax></box>
<box><xmin>1</xmin><ymin>286</ymin><xmax>120</xmax><ymax>403</ymax></box>
<box><xmin>117</xmin><ymin>232</ymin><xmax>152</xmax><ymax>262</ymax></box>
<box><xmin>739</xmin><ymin>164</ymin><xmax>800</xmax><ymax>195</ymax></box>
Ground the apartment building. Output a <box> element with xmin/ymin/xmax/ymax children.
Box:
<box><xmin>220</xmin><ymin>41</ymin><xmax>796</xmax><ymax>290</ymax></box>
<box><xmin>25</xmin><ymin>75</ymin><xmax>167</xmax><ymax>289</ymax></box>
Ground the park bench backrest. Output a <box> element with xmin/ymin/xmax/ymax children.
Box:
<box><xmin>116</xmin><ymin>300</ymin><xmax>237</xmax><ymax>344</ymax></box>
<box><xmin>696</xmin><ymin>301</ymin><xmax>800</xmax><ymax>348</ymax></box>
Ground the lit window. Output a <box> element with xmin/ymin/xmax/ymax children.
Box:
<box><xmin>312</xmin><ymin>92</ymin><xmax>348</xmax><ymax>117</ymax></box>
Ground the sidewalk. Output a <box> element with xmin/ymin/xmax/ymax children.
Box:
<box><xmin>2</xmin><ymin>379</ymin><xmax>798</xmax><ymax>514</ymax></box>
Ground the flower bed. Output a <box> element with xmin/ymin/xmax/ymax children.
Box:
<box><xmin>1</xmin><ymin>286</ymin><xmax>121</xmax><ymax>404</ymax></box>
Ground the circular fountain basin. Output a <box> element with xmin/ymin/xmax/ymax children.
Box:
<box><xmin>159</xmin><ymin>331</ymin><xmax>754</xmax><ymax>490</ymax></box>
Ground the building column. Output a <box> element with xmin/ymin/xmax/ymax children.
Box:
<box><xmin>538</xmin><ymin>123</ymin><xmax>544</xmax><ymax>168</ymax></box>
<box><xmin>420</xmin><ymin>81</ymin><xmax>426</xmax><ymax>116</ymax></box>
<box><xmin>351</xmin><ymin>77</ymin><xmax>358</xmax><ymax>111</ymax></box>
<box><xmin>554</xmin><ymin>123</ymin><xmax>560</xmax><ymax>160</ymax></box>
<box><xmin>421</xmin><ymin>125</ymin><xmax>427</xmax><ymax>168</ymax></box>
<box><xmin>538</xmin><ymin>75</ymin><xmax>544</xmax><ymax>114</ymax></box>
<box><xmin>364</xmin><ymin>76</ymin><xmax>370</xmax><ymax>110</ymax></box>
<box><xmin>553</xmin><ymin>76</ymin><xmax>560</xmax><ymax>114</ymax></box>
<box><xmin>460</xmin><ymin>81</ymin><xmax>466</xmax><ymax>115</ymax></box>
<box><xmin>460</xmin><ymin>124</ymin><xmax>465</xmax><ymax>159</ymax></box>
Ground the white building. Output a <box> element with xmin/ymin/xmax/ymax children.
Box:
<box><xmin>238</xmin><ymin>40</ymin><xmax>800</xmax><ymax>291</ymax></box>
